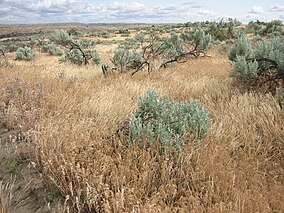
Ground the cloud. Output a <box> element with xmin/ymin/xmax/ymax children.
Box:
<box><xmin>182</xmin><ymin>1</ymin><xmax>203</xmax><ymax>8</ymax></box>
<box><xmin>269</xmin><ymin>4</ymin><xmax>284</xmax><ymax>12</ymax></box>
<box><xmin>0</xmin><ymin>0</ymin><xmax>281</xmax><ymax>24</ymax></box>
<box><xmin>108</xmin><ymin>2</ymin><xmax>147</xmax><ymax>12</ymax></box>
<box><xmin>198</xmin><ymin>10</ymin><xmax>216</xmax><ymax>17</ymax></box>
<box><xmin>249</xmin><ymin>6</ymin><xmax>264</xmax><ymax>14</ymax></box>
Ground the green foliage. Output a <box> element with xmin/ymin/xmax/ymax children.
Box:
<box><xmin>204</xmin><ymin>18</ymin><xmax>241</xmax><ymax>41</ymax></box>
<box><xmin>5</xmin><ymin>157</ymin><xmax>20</xmax><ymax>173</ymax></box>
<box><xmin>67</xmin><ymin>28</ymin><xmax>83</xmax><ymax>37</ymax></box>
<box><xmin>231</xmin><ymin>55</ymin><xmax>258</xmax><ymax>83</ymax></box>
<box><xmin>16</xmin><ymin>46</ymin><xmax>36</xmax><ymax>61</ymax></box>
<box><xmin>117</xmin><ymin>29</ymin><xmax>129</xmax><ymax>34</ymax></box>
<box><xmin>48</xmin><ymin>44</ymin><xmax>63</xmax><ymax>56</ymax></box>
<box><xmin>182</xmin><ymin>27</ymin><xmax>212</xmax><ymax>54</ymax></box>
<box><xmin>88</xmin><ymin>30</ymin><xmax>110</xmax><ymax>38</ymax></box>
<box><xmin>262</xmin><ymin>20</ymin><xmax>283</xmax><ymax>36</ymax></box>
<box><xmin>211</xmin><ymin>29</ymin><xmax>228</xmax><ymax>41</ymax></box>
<box><xmin>50</xmin><ymin>29</ymin><xmax>100</xmax><ymax>66</ymax></box>
<box><xmin>229</xmin><ymin>36</ymin><xmax>284</xmax><ymax>89</ymax></box>
<box><xmin>0</xmin><ymin>44</ymin><xmax>5</xmax><ymax>55</ymax></box>
<box><xmin>163</xmin><ymin>32</ymin><xmax>184</xmax><ymax>60</ymax></box>
<box><xmin>229</xmin><ymin>36</ymin><xmax>252</xmax><ymax>61</ymax></box>
<box><xmin>49</xmin><ymin>184</ymin><xmax>60</xmax><ymax>202</ymax></box>
<box><xmin>111</xmin><ymin>27</ymin><xmax>213</xmax><ymax>74</ymax></box>
<box><xmin>128</xmin><ymin>90</ymin><xmax>211</xmax><ymax>150</ymax></box>
<box><xmin>111</xmin><ymin>46</ymin><xmax>145</xmax><ymax>72</ymax></box>
<box><xmin>248</xmin><ymin>20</ymin><xmax>283</xmax><ymax>37</ymax></box>
<box><xmin>64</xmin><ymin>49</ymin><xmax>100</xmax><ymax>65</ymax></box>
<box><xmin>42</xmin><ymin>43</ymin><xmax>63</xmax><ymax>56</ymax></box>
<box><xmin>248</xmin><ymin>21</ymin><xmax>263</xmax><ymax>35</ymax></box>
<box><xmin>161</xmin><ymin>27</ymin><xmax>212</xmax><ymax>67</ymax></box>
<box><xmin>121</xmin><ymin>34</ymin><xmax>131</xmax><ymax>37</ymax></box>
<box><xmin>51</xmin><ymin>29</ymin><xmax>74</xmax><ymax>46</ymax></box>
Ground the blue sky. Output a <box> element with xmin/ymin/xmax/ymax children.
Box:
<box><xmin>0</xmin><ymin>0</ymin><xmax>283</xmax><ymax>24</ymax></box>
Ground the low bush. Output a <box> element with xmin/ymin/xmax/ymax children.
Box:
<box><xmin>16</xmin><ymin>46</ymin><xmax>36</xmax><ymax>61</ymax></box>
<box><xmin>127</xmin><ymin>90</ymin><xmax>211</xmax><ymax>150</ymax></box>
<box><xmin>229</xmin><ymin>36</ymin><xmax>284</xmax><ymax>91</ymax></box>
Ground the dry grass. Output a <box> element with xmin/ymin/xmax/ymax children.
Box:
<box><xmin>0</xmin><ymin>179</ymin><xmax>31</xmax><ymax>213</ymax></box>
<box><xmin>0</xmin><ymin>46</ymin><xmax>283</xmax><ymax>212</ymax></box>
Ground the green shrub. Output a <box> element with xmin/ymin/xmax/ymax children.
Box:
<box><xmin>229</xmin><ymin>36</ymin><xmax>284</xmax><ymax>90</ymax></box>
<box><xmin>16</xmin><ymin>46</ymin><xmax>36</xmax><ymax>61</ymax></box>
<box><xmin>51</xmin><ymin>29</ymin><xmax>100</xmax><ymax>66</ymax></box>
<box><xmin>41</xmin><ymin>43</ymin><xmax>63</xmax><ymax>56</ymax></box>
<box><xmin>65</xmin><ymin>49</ymin><xmax>100</xmax><ymax>65</ymax></box>
<box><xmin>228</xmin><ymin>35</ymin><xmax>252</xmax><ymax>61</ymax></box>
<box><xmin>111</xmin><ymin>27</ymin><xmax>213</xmax><ymax>74</ymax></box>
<box><xmin>47</xmin><ymin>43</ymin><xmax>63</xmax><ymax>56</ymax></box>
<box><xmin>128</xmin><ymin>90</ymin><xmax>211</xmax><ymax>150</ymax></box>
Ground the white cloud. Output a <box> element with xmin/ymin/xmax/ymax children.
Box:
<box><xmin>0</xmin><ymin>0</ymin><xmax>282</xmax><ymax>24</ymax></box>
<box><xmin>108</xmin><ymin>2</ymin><xmax>147</xmax><ymax>12</ymax></box>
<box><xmin>198</xmin><ymin>10</ymin><xmax>216</xmax><ymax>17</ymax></box>
<box><xmin>249</xmin><ymin>6</ymin><xmax>264</xmax><ymax>14</ymax></box>
<box><xmin>269</xmin><ymin>4</ymin><xmax>284</xmax><ymax>12</ymax></box>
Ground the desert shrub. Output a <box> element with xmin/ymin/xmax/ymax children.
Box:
<box><xmin>248</xmin><ymin>20</ymin><xmax>284</xmax><ymax>37</ymax></box>
<box><xmin>40</xmin><ymin>44</ymin><xmax>49</xmax><ymax>53</ymax></box>
<box><xmin>89</xmin><ymin>30</ymin><xmax>110</xmax><ymax>38</ymax></box>
<box><xmin>218</xmin><ymin>43</ymin><xmax>232</xmax><ymax>56</ymax></box>
<box><xmin>111</xmin><ymin>46</ymin><xmax>144</xmax><ymax>72</ymax></box>
<box><xmin>262</xmin><ymin>20</ymin><xmax>283</xmax><ymax>36</ymax></box>
<box><xmin>47</xmin><ymin>44</ymin><xmax>63</xmax><ymax>56</ymax></box>
<box><xmin>51</xmin><ymin>30</ymin><xmax>100</xmax><ymax>65</ymax></box>
<box><xmin>6</xmin><ymin>44</ymin><xmax>19</xmax><ymax>53</ymax></box>
<box><xmin>121</xmin><ymin>34</ymin><xmax>130</xmax><ymax>37</ymax></box>
<box><xmin>162</xmin><ymin>28</ymin><xmax>212</xmax><ymax>67</ymax></box>
<box><xmin>101</xmin><ymin>31</ymin><xmax>110</xmax><ymax>38</ymax></box>
<box><xmin>127</xmin><ymin>90</ymin><xmax>211</xmax><ymax>150</ymax></box>
<box><xmin>0</xmin><ymin>44</ymin><xmax>5</xmax><ymax>56</ymax></box>
<box><xmin>229</xmin><ymin>36</ymin><xmax>284</xmax><ymax>91</ymax></box>
<box><xmin>67</xmin><ymin>28</ymin><xmax>83</xmax><ymax>37</ymax></box>
<box><xmin>228</xmin><ymin>35</ymin><xmax>252</xmax><ymax>61</ymax></box>
<box><xmin>248</xmin><ymin>21</ymin><xmax>263</xmax><ymax>35</ymax></box>
<box><xmin>205</xmin><ymin>19</ymin><xmax>241</xmax><ymax>41</ymax></box>
<box><xmin>65</xmin><ymin>49</ymin><xmax>100</xmax><ymax>65</ymax></box>
<box><xmin>0</xmin><ymin>42</ymin><xmax>20</xmax><ymax>54</ymax></box>
<box><xmin>111</xmin><ymin>27</ymin><xmax>213</xmax><ymax>74</ymax></box>
<box><xmin>41</xmin><ymin>43</ymin><xmax>63</xmax><ymax>56</ymax></box>
<box><xmin>211</xmin><ymin>29</ymin><xmax>228</xmax><ymax>41</ymax></box>
<box><xmin>117</xmin><ymin>29</ymin><xmax>129</xmax><ymax>34</ymax></box>
<box><xmin>16</xmin><ymin>46</ymin><xmax>36</xmax><ymax>61</ymax></box>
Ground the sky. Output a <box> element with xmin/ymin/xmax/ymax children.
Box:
<box><xmin>0</xmin><ymin>0</ymin><xmax>284</xmax><ymax>24</ymax></box>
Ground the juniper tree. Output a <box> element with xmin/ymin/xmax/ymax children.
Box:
<box><xmin>50</xmin><ymin>30</ymin><xmax>100</xmax><ymax>65</ymax></box>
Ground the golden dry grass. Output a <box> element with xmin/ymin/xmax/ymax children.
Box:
<box><xmin>0</xmin><ymin>46</ymin><xmax>283</xmax><ymax>212</ymax></box>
